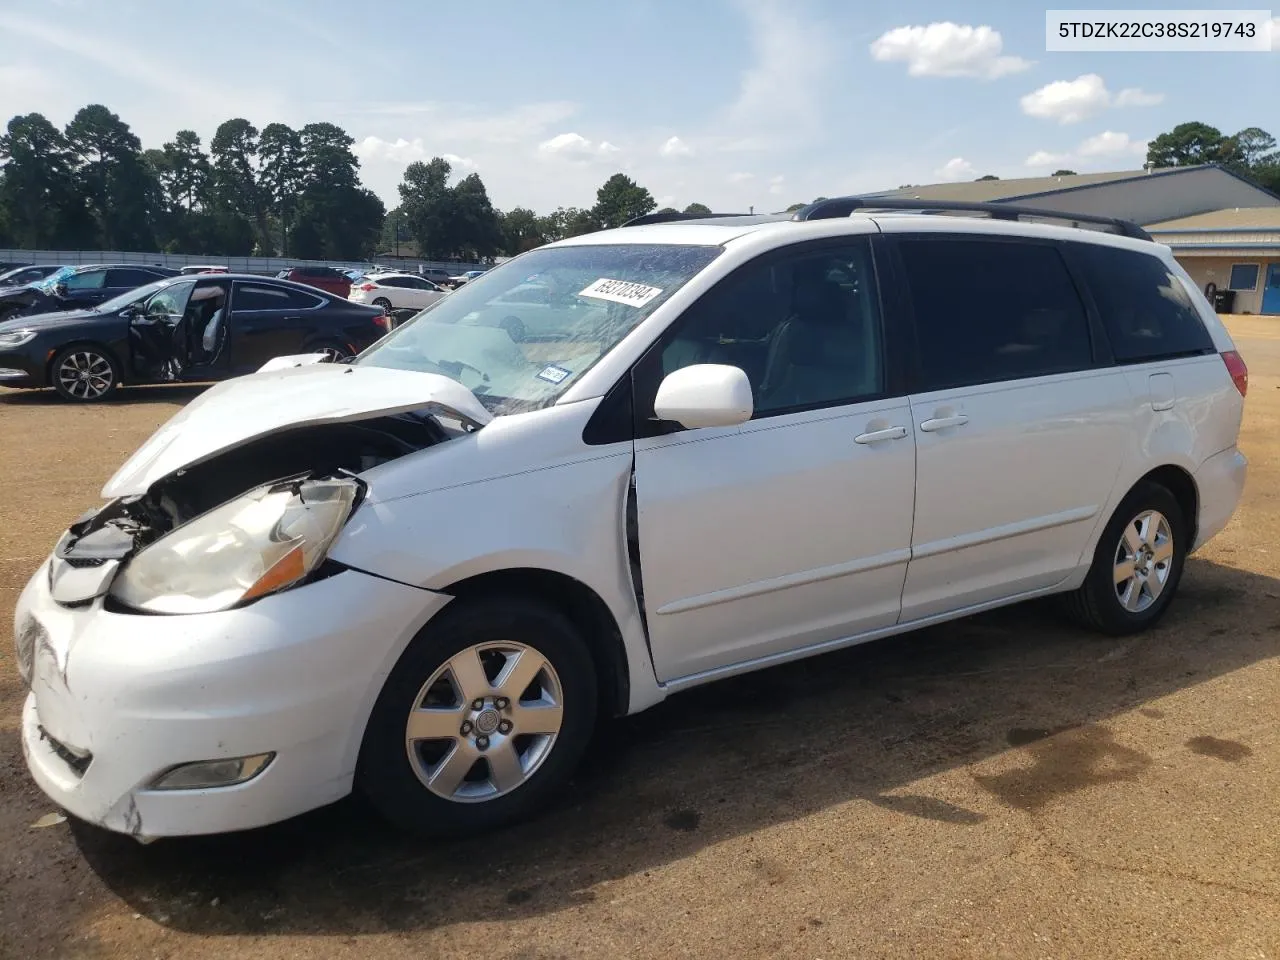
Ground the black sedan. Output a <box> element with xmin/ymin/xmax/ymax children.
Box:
<box><xmin>0</xmin><ymin>273</ymin><xmax>391</xmax><ymax>402</ymax></box>
<box><xmin>0</xmin><ymin>264</ymin><xmax>64</xmax><ymax>287</ymax></box>
<box><xmin>0</xmin><ymin>263</ymin><xmax>179</xmax><ymax>323</ymax></box>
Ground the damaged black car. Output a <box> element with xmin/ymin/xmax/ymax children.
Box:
<box><xmin>0</xmin><ymin>273</ymin><xmax>392</xmax><ymax>402</ymax></box>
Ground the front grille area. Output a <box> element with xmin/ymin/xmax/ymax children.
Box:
<box><xmin>38</xmin><ymin>725</ymin><xmax>92</xmax><ymax>778</ymax></box>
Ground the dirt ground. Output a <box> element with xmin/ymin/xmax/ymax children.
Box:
<box><xmin>2</xmin><ymin>318</ymin><xmax>1278</xmax><ymax>960</ymax></box>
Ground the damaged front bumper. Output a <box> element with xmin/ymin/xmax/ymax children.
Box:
<box><xmin>15</xmin><ymin>556</ymin><xmax>451</xmax><ymax>840</ymax></box>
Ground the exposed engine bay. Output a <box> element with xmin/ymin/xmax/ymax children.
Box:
<box><xmin>55</xmin><ymin>410</ymin><xmax>456</xmax><ymax>572</ymax></box>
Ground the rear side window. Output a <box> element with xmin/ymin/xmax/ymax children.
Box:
<box><xmin>898</xmin><ymin>238</ymin><xmax>1093</xmax><ymax>391</ymax></box>
<box><xmin>107</xmin><ymin>268</ymin><xmax>162</xmax><ymax>287</ymax></box>
<box><xmin>1076</xmin><ymin>245</ymin><xmax>1214</xmax><ymax>363</ymax></box>
<box><xmin>233</xmin><ymin>284</ymin><xmax>323</xmax><ymax>311</ymax></box>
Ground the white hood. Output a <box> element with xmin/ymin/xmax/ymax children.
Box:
<box><xmin>102</xmin><ymin>363</ymin><xmax>493</xmax><ymax>498</ymax></box>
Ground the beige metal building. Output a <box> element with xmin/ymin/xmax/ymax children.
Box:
<box><xmin>868</xmin><ymin>164</ymin><xmax>1280</xmax><ymax>314</ymax></box>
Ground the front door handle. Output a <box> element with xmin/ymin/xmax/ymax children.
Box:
<box><xmin>854</xmin><ymin>425</ymin><xmax>908</xmax><ymax>444</ymax></box>
<box><xmin>918</xmin><ymin>414</ymin><xmax>969</xmax><ymax>432</ymax></box>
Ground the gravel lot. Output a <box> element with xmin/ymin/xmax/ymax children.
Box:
<box><xmin>2</xmin><ymin>318</ymin><xmax>1278</xmax><ymax>960</ymax></box>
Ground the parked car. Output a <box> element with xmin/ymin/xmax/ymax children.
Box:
<box><xmin>446</xmin><ymin>269</ymin><xmax>488</xmax><ymax>288</ymax></box>
<box><xmin>276</xmin><ymin>265</ymin><xmax>352</xmax><ymax>298</ymax></box>
<box><xmin>0</xmin><ymin>273</ymin><xmax>389</xmax><ymax>402</ymax></box>
<box><xmin>0</xmin><ymin>263</ymin><xmax>178</xmax><ymax>323</ymax></box>
<box><xmin>348</xmin><ymin>272</ymin><xmax>448</xmax><ymax>313</ymax></box>
<box><xmin>14</xmin><ymin>203</ymin><xmax>1247</xmax><ymax>843</ymax></box>
<box><xmin>0</xmin><ymin>260</ymin><xmax>31</xmax><ymax>273</ymax></box>
<box><xmin>0</xmin><ymin>264</ymin><xmax>65</xmax><ymax>287</ymax></box>
<box><xmin>179</xmin><ymin>265</ymin><xmax>228</xmax><ymax>275</ymax></box>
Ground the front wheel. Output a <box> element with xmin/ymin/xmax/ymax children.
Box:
<box><xmin>1061</xmin><ymin>481</ymin><xmax>1187</xmax><ymax>635</ymax></box>
<box><xmin>50</xmin><ymin>344</ymin><xmax>121</xmax><ymax>402</ymax></box>
<box><xmin>357</xmin><ymin>596</ymin><xmax>597</xmax><ymax>837</ymax></box>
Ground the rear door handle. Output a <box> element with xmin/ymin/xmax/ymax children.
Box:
<box><xmin>918</xmin><ymin>415</ymin><xmax>969</xmax><ymax>432</ymax></box>
<box><xmin>854</xmin><ymin>425</ymin><xmax>908</xmax><ymax>444</ymax></box>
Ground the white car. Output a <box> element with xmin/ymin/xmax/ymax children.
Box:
<box><xmin>349</xmin><ymin>272</ymin><xmax>448</xmax><ymax>313</ymax></box>
<box><xmin>15</xmin><ymin>201</ymin><xmax>1248</xmax><ymax>842</ymax></box>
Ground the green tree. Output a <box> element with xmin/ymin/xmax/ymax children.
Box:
<box><xmin>448</xmin><ymin>172</ymin><xmax>503</xmax><ymax>259</ymax></box>
<box><xmin>655</xmin><ymin>206</ymin><xmax>678</xmax><ymax>215</ymax></box>
<box><xmin>210</xmin><ymin>118</ymin><xmax>269</xmax><ymax>253</ymax></box>
<box><xmin>0</xmin><ymin>112</ymin><xmax>91</xmax><ymax>247</ymax></box>
<box><xmin>289</xmin><ymin>122</ymin><xmax>382</xmax><ymax>259</ymax></box>
<box><xmin>398</xmin><ymin>157</ymin><xmax>456</xmax><ymax>259</ymax></box>
<box><xmin>498</xmin><ymin>206</ymin><xmax>545</xmax><ymax>255</ymax></box>
<box><xmin>65</xmin><ymin>104</ymin><xmax>156</xmax><ymax>250</ymax></box>
<box><xmin>1146</xmin><ymin>121</ymin><xmax>1227</xmax><ymax>168</ymax></box>
<box><xmin>682</xmin><ymin>202</ymin><xmax>712</xmax><ymax>215</ymax></box>
<box><xmin>258</xmin><ymin>123</ymin><xmax>303</xmax><ymax>255</ymax></box>
<box><xmin>976</xmin><ymin>174</ymin><xmax>999</xmax><ymax>181</ymax></box>
<box><xmin>785</xmin><ymin>202</ymin><xmax>806</xmax><ymax>212</ymax></box>
<box><xmin>591</xmin><ymin>173</ymin><xmax>656</xmax><ymax>228</ymax></box>
<box><xmin>538</xmin><ymin>206</ymin><xmax>597</xmax><ymax>241</ymax></box>
<box><xmin>1051</xmin><ymin>169</ymin><xmax>1077</xmax><ymax>176</ymax></box>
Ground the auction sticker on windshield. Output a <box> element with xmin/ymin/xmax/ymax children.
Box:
<box><xmin>578</xmin><ymin>278</ymin><xmax>663</xmax><ymax>308</ymax></box>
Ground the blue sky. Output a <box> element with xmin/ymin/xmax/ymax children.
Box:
<box><xmin>0</xmin><ymin>0</ymin><xmax>1276</xmax><ymax>213</ymax></box>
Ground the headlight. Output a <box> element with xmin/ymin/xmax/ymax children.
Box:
<box><xmin>0</xmin><ymin>329</ymin><xmax>36</xmax><ymax>347</ymax></box>
<box><xmin>109</xmin><ymin>477</ymin><xmax>360</xmax><ymax>615</ymax></box>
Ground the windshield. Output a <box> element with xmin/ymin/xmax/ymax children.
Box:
<box><xmin>33</xmin><ymin>266</ymin><xmax>75</xmax><ymax>293</ymax></box>
<box><xmin>95</xmin><ymin>278</ymin><xmax>172</xmax><ymax>313</ymax></box>
<box><xmin>356</xmin><ymin>243</ymin><xmax>722</xmax><ymax>414</ymax></box>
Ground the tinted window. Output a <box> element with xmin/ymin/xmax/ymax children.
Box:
<box><xmin>233</xmin><ymin>284</ymin><xmax>323</xmax><ymax>311</ymax></box>
<box><xmin>899</xmin><ymin>238</ymin><xmax>1092</xmax><ymax>391</ymax></box>
<box><xmin>1229</xmin><ymin>264</ymin><xmax>1259</xmax><ymax>291</ymax></box>
<box><xmin>64</xmin><ymin>269</ymin><xmax>108</xmax><ymax>290</ymax></box>
<box><xmin>638</xmin><ymin>241</ymin><xmax>883</xmax><ymax>423</ymax></box>
<box><xmin>107</xmin><ymin>268</ymin><xmax>163</xmax><ymax>288</ymax></box>
<box><xmin>378</xmin><ymin>276</ymin><xmax>408</xmax><ymax>288</ymax></box>
<box><xmin>1077</xmin><ymin>245</ymin><xmax>1214</xmax><ymax>363</ymax></box>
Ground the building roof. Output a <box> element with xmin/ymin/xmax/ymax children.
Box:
<box><xmin>867</xmin><ymin>168</ymin><xmax>1199</xmax><ymax>203</ymax></box>
<box><xmin>1147</xmin><ymin>207</ymin><xmax>1280</xmax><ymax>232</ymax></box>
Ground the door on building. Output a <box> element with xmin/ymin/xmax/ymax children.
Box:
<box><xmin>1263</xmin><ymin>263</ymin><xmax>1280</xmax><ymax>316</ymax></box>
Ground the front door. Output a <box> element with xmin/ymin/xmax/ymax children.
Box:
<box><xmin>632</xmin><ymin>238</ymin><xmax>917</xmax><ymax>683</ymax></box>
<box><xmin>891</xmin><ymin>235</ymin><xmax>1129</xmax><ymax>622</ymax></box>
<box><xmin>128</xmin><ymin>280</ymin><xmax>196</xmax><ymax>379</ymax></box>
<box><xmin>1263</xmin><ymin>263</ymin><xmax>1280</xmax><ymax>316</ymax></box>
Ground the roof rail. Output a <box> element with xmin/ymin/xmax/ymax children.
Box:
<box><xmin>621</xmin><ymin>211</ymin><xmax>754</xmax><ymax>227</ymax></box>
<box><xmin>791</xmin><ymin>196</ymin><xmax>1153</xmax><ymax>241</ymax></box>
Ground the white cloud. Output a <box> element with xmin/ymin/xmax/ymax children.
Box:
<box><xmin>768</xmin><ymin>173</ymin><xmax>786</xmax><ymax>195</ymax></box>
<box><xmin>724</xmin><ymin>0</ymin><xmax>833</xmax><ymax>143</ymax></box>
<box><xmin>537</xmin><ymin>132</ymin><xmax>622</xmax><ymax>160</ymax></box>
<box><xmin>1025</xmin><ymin>131</ymin><xmax>1149</xmax><ymax>170</ymax></box>
<box><xmin>728</xmin><ymin>171</ymin><xmax>755</xmax><ymax>183</ymax></box>
<box><xmin>1113</xmin><ymin>87</ymin><xmax>1164</xmax><ymax>108</ymax></box>
<box><xmin>935</xmin><ymin>157</ymin><xmax>976</xmax><ymax>180</ymax></box>
<box><xmin>870</xmin><ymin>22</ymin><xmax>1032</xmax><ymax>79</ymax></box>
<box><xmin>353</xmin><ymin>137</ymin><xmax>475</xmax><ymax>168</ymax></box>
<box><xmin>357</xmin><ymin>101</ymin><xmax>578</xmax><ymax>145</ymax></box>
<box><xmin>657</xmin><ymin>195</ymin><xmax>676</xmax><ymax>207</ymax></box>
<box><xmin>659</xmin><ymin>136</ymin><xmax>693</xmax><ymax>157</ymax></box>
<box><xmin>1021</xmin><ymin>74</ymin><xmax>1164</xmax><ymax>124</ymax></box>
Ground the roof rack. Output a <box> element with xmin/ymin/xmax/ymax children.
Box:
<box><xmin>791</xmin><ymin>196</ymin><xmax>1153</xmax><ymax>241</ymax></box>
<box><xmin>621</xmin><ymin>211</ymin><xmax>754</xmax><ymax>227</ymax></box>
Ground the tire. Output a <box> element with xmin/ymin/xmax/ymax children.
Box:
<box><xmin>50</xmin><ymin>344</ymin><xmax>122</xmax><ymax>403</ymax></box>
<box><xmin>1061</xmin><ymin>481</ymin><xmax>1187</xmax><ymax>635</ymax></box>
<box><xmin>311</xmin><ymin>340</ymin><xmax>353</xmax><ymax>363</ymax></box>
<box><xmin>372</xmin><ymin>297</ymin><xmax>393</xmax><ymax>312</ymax></box>
<box><xmin>499</xmin><ymin>315</ymin><xmax>526</xmax><ymax>341</ymax></box>
<box><xmin>358</xmin><ymin>596</ymin><xmax>598</xmax><ymax>838</ymax></box>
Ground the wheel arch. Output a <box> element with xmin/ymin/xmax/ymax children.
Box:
<box><xmin>45</xmin><ymin>339</ymin><xmax>126</xmax><ymax>389</ymax></box>
<box><xmin>442</xmin><ymin>567</ymin><xmax>631</xmax><ymax>720</ymax></box>
<box><xmin>1133</xmin><ymin>463</ymin><xmax>1199</xmax><ymax>548</ymax></box>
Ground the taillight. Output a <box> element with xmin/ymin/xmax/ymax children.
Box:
<box><xmin>360</xmin><ymin>283</ymin><xmax>376</xmax><ymax>291</ymax></box>
<box><xmin>374</xmin><ymin>314</ymin><xmax>390</xmax><ymax>330</ymax></box>
<box><xmin>1222</xmin><ymin>350</ymin><xmax>1248</xmax><ymax>397</ymax></box>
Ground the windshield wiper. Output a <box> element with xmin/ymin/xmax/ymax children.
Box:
<box><xmin>433</xmin><ymin>357</ymin><xmax>489</xmax><ymax>382</ymax></box>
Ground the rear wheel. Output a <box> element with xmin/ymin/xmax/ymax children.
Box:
<box><xmin>50</xmin><ymin>344</ymin><xmax>121</xmax><ymax>403</ymax></box>
<box><xmin>372</xmin><ymin>297</ymin><xmax>393</xmax><ymax>312</ymax></box>
<box><xmin>311</xmin><ymin>340</ymin><xmax>353</xmax><ymax>363</ymax></box>
<box><xmin>357</xmin><ymin>596</ymin><xmax>597</xmax><ymax>837</ymax></box>
<box><xmin>1061</xmin><ymin>481</ymin><xmax>1187</xmax><ymax>635</ymax></box>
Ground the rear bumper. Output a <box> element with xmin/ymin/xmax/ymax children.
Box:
<box><xmin>1192</xmin><ymin>445</ymin><xmax>1248</xmax><ymax>551</ymax></box>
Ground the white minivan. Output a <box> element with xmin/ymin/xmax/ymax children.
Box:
<box><xmin>15</xmin><ymin>201</ymin><xmax>1248</xmax><ymax>841</ymax></box>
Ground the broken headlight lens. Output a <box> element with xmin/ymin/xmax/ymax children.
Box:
<box><xmin>109</xmin><ymin>477</ymin><xmax>359</xmax><ymax>615</ymax></box>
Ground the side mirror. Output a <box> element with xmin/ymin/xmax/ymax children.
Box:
<box><xmin>654</xmin><ymin>363</ymin><xmax>753</xmax><ymax>430</ymax></box>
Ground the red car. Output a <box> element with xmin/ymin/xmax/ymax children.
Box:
<box><xmin>276</xmin><ymin>265</ymin><xmax>352</xmax><ymax>298</ymax></box>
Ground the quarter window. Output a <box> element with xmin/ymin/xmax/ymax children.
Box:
<box><xmin>898</xmin><ymin>238</ymin><xmax>1093</xmax><ymax>391</ymax></box>
<box><xmin>1076</xmin><ymin>245</ymin><xmax>1215</xmax><ymax>363</ymax></box>
<box><xmin>637</xmin><ymin>241</ymin><xmax>884</xmax><ymax>426</ymax></box>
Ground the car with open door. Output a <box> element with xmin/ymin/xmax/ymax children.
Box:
<box><xmin>0</xmin><ymin>263</ymin><xmax>179</xmax><ymax>323</ymax></box>
<box><xmin>12</xmin><ymin>203</ymin><xmax>1248</xmax><ymax>842</ymax></box>
<box><xmin>0</xmin><ymin>274</ymin><xmax>389</xmax><ymax>401</ymax></box>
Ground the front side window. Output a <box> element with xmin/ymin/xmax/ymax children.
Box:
<box><xmin>63</xmin><ymin>269</ymin><xmax>107</xmax><ymax>290</ymax></box>
<box><xmin>358</xmin><ymin>243</ymin><xmax>722</xmax><ymax>414</ymax></box>
<box><xmin>144</xmin><ymin>281</ymin><xmax>195</xmax><ymax>319</ymax></box>
<box><xmin>635</xmin><ymin>240</ymin><xmax>884</xmax><ymax>425</ymax></box>
<box><xmin>96</xmin><ymin>279</ymin><xmax>172</xmax><ymax>314</ymax></box>
<box><xmin>899</xmin><ymin>238</ymin><xmax>1093</xmax><ymax>391</ymax></box>
<box><xmin>1077</xmin><ymin>245</ymin><xmax>1215</xmax><ymax>363</ymax></box>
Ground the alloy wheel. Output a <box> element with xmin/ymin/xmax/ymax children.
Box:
<box><xmin>1113</xmin><ymin>509</ymin><xmax>1174</xmax><ymax>613</ymax></box>
<box><xmin>404</xmin><ymin>641</ymin><xmax>564</xmax><ymax>803</ymax></box>
<box><xmin>57</xmin><ymin>350</ymin><xmax>115</xmax><ymax>400</ymax></box>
